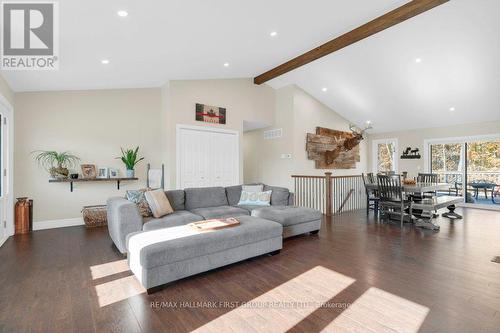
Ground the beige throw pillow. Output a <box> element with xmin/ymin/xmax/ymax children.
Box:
<box><xmin>144</xmin><ymin>189</ymin><xmax>174</xmax><ymax>218</ymax></box>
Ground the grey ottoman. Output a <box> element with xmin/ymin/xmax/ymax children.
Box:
<box><xmin>251</xmin><ymin>206</ymin><xmax>322</xmax><ymax>238</ymax></box>
<box><xmin>126</xmin><ymin>216</ymin><xmax>282</xmax><ymax>292</ymax></box>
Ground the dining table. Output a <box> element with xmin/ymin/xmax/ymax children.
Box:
<box><xmin>365</xmin><ymin>182</ymin><xmax>459</xmax><ymax>230</ymax></box>
<box><xmin>468</xmin><ymin>181</ymin><xmax>496</xmax><ymax>200</ymax></box>
<box><xmin>364</xmin><ymin>182</ymin><xmax>451</xmax><ymax>193</ymax></box>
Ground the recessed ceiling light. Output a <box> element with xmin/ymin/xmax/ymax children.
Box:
<box><xmin>270</xmin><ymin>31</ymin><xmax>278</xmax><ymax>37</ymax></box>
<box><xmin>223</xmin><ymin>62</ymin><xmax>229</xmax><ymax>67</ymax></box>
<box><xmin>101</xmin><ymin>59</ymin><xmax>110</xmax><ymax>64</ymax></box>
<box><xmin>322</xmin><ymin>87</ymin><xmax>328</xmax><ymax>92</ymax></box>
<box><xmin>415</xmin><ymin>58</ymin><xmax>422</xmax><ymax>63</ymax></box>
<box><xmin>449</xmin><ymin>107</ymin><xmax>455</xmax><ymax>111</ymax></box>
<box><xmin>117</xmin><ymin>10</ymin><xmax>128</xmax><ymax>17</ymax></box>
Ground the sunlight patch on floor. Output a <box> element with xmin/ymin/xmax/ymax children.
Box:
<box><xmin>321</xmin><ymin>287</ymin><xmax>429</xmax><ymax>333</ymax></box>
<box><xmin>192</xmin><ymin>266</ymin><xmax>355</xmax><ymax>333</ymax></box>
<box><xmin>94</xmin><ymin>275</ymin><xmax>146</xmax><ymax>307</ymax></box>
<box><xmin>90</xmin><ymin>259</ymin><xmax>129</xmax><ymax>280</ymax></box>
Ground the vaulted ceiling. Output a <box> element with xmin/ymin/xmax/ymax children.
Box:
<box><xmin>2</xmin><ymin>0</ymin><xmax>499</xmax><ymax>132</ymax></box>
<box><xmin>266</xmin><ymin>0</ymin><xmax>500</xmax><ymax>132</ymax></box>
<box><xmin>2</xmin><ymin>0</ymin><xmax>407</xmax><ymax>92</ymax></box>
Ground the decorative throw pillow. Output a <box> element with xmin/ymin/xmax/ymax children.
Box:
<box><xmin>125</xmin><ymin>189</ymin><xmax>152</xmax><ymax>217</ymax></box>
<box><xmin>242</xmin><ymin>184</ymin><xmax>264</xmax><ymax>193</ymax></box>
<box><xmin>145</xmin><ymin>189</ymin><xmax>174</xmax><ymax>218</ymax></box>
<box><xmin>237</xmin><ymin>190</ymin><xmax>272</xmax><ymax>206</ymax></box>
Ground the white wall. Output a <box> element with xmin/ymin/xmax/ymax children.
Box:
<box><xmin>0</xmin><ymin>74</ymin><xmax>14</xmax><ymax>106</ymax></box>
<box><xmin>13</xmin><ymin>78</ymin><xmax>276</xmax><ymax>223</ymax></box>
<box><xmin>244</xmin><ymin>85</ymin><xmax>368</xmax><ymax>190</ymax></box>
<box><xmin>367</xmin><ymin>120</ymin><xmax>500</xmax><ymax>177</ymax></box>
<box><xmin>164</xmin><ymin>78</ymin><xmax>276</xmax><ymax>188</ymax></box>
<box><xmin>14</xmin><ymin>89</ymin><xmax>163</xmax><ymax>223</ymax></box>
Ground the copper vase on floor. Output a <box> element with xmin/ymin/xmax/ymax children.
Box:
<box><xmin>15</xmin><ymin>197</ymin><xmax>32</xmax><ymax>234</ymax></box>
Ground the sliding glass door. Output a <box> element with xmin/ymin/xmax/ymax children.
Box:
<box><xmin>429</xmin><ymin>142</ymin><xmax>463</xmax><ymax>195</ymax></box>
<box><xmin>466</xmin><ymin>140</ymin><xmax>500</xmax><ymax>205</ymax></box>
<box><xmin>427</xmin><ymin>136</ymin><xmax>500</xmax><ymax>207</ymax></box>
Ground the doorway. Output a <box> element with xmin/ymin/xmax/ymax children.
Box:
<box><xmin>0</xmin><ymin>96</ymin><xmax>12</xmax><ymax>247</ymax></box>
<box><xmin>425</xmin><ymin>135</ymin><xmax>500</xmax><ymax>209</ymax></box>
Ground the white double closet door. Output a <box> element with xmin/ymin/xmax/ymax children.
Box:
<box><xmin>177</xmin><ymin>125</ymin><xmax>239</xmax><ymax>189</ymax></box>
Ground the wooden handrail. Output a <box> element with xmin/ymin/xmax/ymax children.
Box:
<box><xmin>291</xmin><ymin>175</ymin><xmax>326</xmax><ymax>179</ymax></box>
<box><xmin>337</xmin><ymin>189</ymin><xmax>355</xmax><ymax>213</ymax></box>
<box><xmin>331</xmin><ymin>175</ymin><xmax>362</xmax><ymax>179</ymax></box>
<box><xmin>292</xmin><ymin>174</ymin><xmax>362</xmax><ymax>179</ymax></box>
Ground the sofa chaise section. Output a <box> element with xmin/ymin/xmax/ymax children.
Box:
<box><xmin>252</xmin><ymin>206</ymin><xmax>322</xmax><ymax>238</ymax></box>
<box><xmin>127</xmin><ymin>215</ymin><xmax>283</xmax><ymax>291</ymax></box>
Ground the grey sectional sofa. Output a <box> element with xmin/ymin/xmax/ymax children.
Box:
<box><xmin>107</xmin><ymin>184</ymin><xmax>321</xmax><ymax>254</ymax></box>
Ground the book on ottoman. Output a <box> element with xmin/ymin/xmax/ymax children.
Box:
<box><xmin>188</xmin><ymin>218</ymin><xmax>240</xmax><ymax>231</ymax></box>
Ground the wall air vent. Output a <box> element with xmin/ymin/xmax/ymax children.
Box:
<box><xmin>263</xmin><ymin>128</ymin><xmax>282</xmax><ymax>140</ymax></box>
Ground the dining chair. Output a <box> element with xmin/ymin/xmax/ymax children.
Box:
<box><xmin>362</xmin><ymin>173</ymin><xmax>379</xmax><ymax>215</ymax></box>
<box><xmin>417</xmin><ymin>173</ymin><xmax>438</xmax><ymax>198</ymax></box>
<box><xmin>377</xmin><ymin>174</ymin><xmax>412</xmax><ymax>228</ymax></box>
<box><xmin>366</xmin><ymin>172</ymin><xmax>375</xmax><ymax>183</ymax></box>
<box><xmin>493</xmin><ymin>185</ymin><xmax>500</xmax><ymax>204</ymax></box>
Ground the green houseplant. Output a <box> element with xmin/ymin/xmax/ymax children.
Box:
<box><xmin>117</xmin><ymin>147</ymin><xmax>144</xmax><ymax>178</ymax></box>
<box><xmin>32</xmin><ymin>151</ymin><xmax>80</xmax><ymax>179</ymax></box>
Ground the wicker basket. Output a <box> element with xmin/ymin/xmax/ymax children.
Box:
<box><xmin>82</xmin><ymin>205</ymin><xmax>107</xmax><ymax>227</ymax></box>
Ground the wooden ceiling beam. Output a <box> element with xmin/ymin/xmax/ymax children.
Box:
<box><xmin>254</xmin><ymin>0</ymin><xmax>449</xmax><ymax>85</ymax></box>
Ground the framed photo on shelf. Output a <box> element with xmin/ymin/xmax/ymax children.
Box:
<box><xmin>81</xmin><ymin>164</ymin><xmax>97</xmax><ymax>179</ymax></box>
<box><xmin>109</xmin><ymin>168</ymin><xmax>119</xmax><ymax>178</ymax></box>
<box><xmin>97</xmin><ymin>167</ymin><xmax>109</xmax><ymax>179</ymax></box>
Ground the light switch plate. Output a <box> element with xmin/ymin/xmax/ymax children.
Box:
<box><xmin>280</xmin><ymin>153</ymin><xmax>292</xmax><ymax>159</ymax></box>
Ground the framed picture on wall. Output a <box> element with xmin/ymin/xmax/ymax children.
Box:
<box><xmin>109</xmin><ymin>168</ymin><xmax>119</xmax><ymax>178</ymax></box>
<box><xmin>195</xmin><ymin>103</ymin><xmax>226</xmax><ymax>124</ymax></box>
<box><xmin>81</xmin><ymin>164</ymin><xmax>97</xmax><ymax>179</ymax></box>
<box><xmin>97</xmin><ymin>167</ymin><xmax>109</xmax><ymax>179</ymax></box>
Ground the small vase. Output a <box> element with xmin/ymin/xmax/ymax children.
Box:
<box><xmin>126</xmin><ymin>169</ymin><xmax>135</xmax><ymax>178</ymax></box>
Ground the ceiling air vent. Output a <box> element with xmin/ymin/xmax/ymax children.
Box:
<box><xmin>263</xmin><ymin>128</ymin><xmax>282</xmax><ymax>140</ymax></box>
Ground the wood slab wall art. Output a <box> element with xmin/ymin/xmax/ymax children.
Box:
<box><xmin>306</xmin><ymin>127</ymin><xmax>363</xmax><ymax>169</ymax></box>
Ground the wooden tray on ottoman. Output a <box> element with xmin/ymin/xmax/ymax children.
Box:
<box><xmin>188</xmin><ymin>218</ymin><xmax>240</xmax><ymax>231</ymax></box>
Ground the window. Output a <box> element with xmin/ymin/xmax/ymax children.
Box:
<box><xmin>372</xmin><ymin>138</ymin><xmax>398</xmax><ymax>174</ymax></box>
<box><xmin>430</xmin><ymin>143</ymin><xmax>463</xmax><ymax>183</ymax></box>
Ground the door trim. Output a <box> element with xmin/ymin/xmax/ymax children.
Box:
<box><xmin>176</xmin><ymin>124</ymin><xmax>240</xmax><ymax>189</ymax></box>
<box><xmin>0</xmin><ymin>93</ymin><xmax>14</xmax><ymax>238</ymax></box>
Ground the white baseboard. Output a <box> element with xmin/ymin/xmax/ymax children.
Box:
<box><xmin>33</xmin><ymin>217</ymin><xmax>85</xmax><ymax>231</ymax></box>
<box><xmin>0</xmin><ymin>235</ymin><xmax>7</xmax><ymax>247</ymax></box>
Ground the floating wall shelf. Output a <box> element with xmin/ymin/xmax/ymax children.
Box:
<box><xmin>49</xmin><ymin>177</ymin><xmax>138</xmax><ymax>192</ymax></box>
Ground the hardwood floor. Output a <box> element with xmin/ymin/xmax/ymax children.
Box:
<box><xmin>1</xmin><ymin>208</ymin><xmax>500</xmax><ymax>332</ymax></box>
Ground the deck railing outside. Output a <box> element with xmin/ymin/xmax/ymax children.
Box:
<box><xmin>435</xmin><ymin>171</ymin><xmax>500</xmax><ymax>185</ymax></box>
<box><xmin>292</xmin><ymin>173</ymin><xmax>366</xmax><ymax>216</ymax></box>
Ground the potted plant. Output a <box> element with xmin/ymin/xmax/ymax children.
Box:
<box><xmin>117</xmin><ymin>147</ymin><xmax>144</xmax><ymax>178</ymax></box>
<box><xmin>32</xmin><ymin>151</ymin><xmax>80</xmax><ymax>179</ymax></box>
